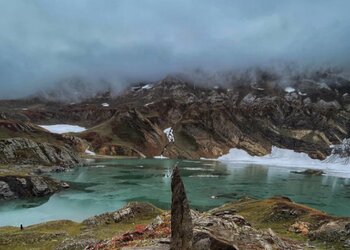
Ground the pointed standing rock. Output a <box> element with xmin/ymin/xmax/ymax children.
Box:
<box><xmin>171</xmin><ymin>166</ymin><xmax>193</xmax><ymax>250</ymax></box>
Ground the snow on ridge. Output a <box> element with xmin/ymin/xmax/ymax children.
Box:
<box><xmin>164</xmin><ymin>127</ymin><xmax>175</xmax><ymax>142</ymax></box>
<box><xmin>285</xmin><ymin>87</ymin><xmax>295</xmax><ymax>93</ymax></box>
<box><xmin>39</xmin><ymin>124</ymin><xmax>86</xmax><ymax>134</ymax></box>
<box><xmin>101</xmin><ymin>103</ymin><xmax>109</xmax><ymax>107</ymax></box>
<box><xmin>144</xmin><ymin>102</ymin><xmax>154</xmax><ymax>107</ymax></box>
<box><xmin>218</xmin><ymin>146</ymin><xmax>350</xmax><ymax>178</ymax></box>
<box><xmin>85</xmin><ymin>149</ymin><xmax>96</xmax><ymax>156</ymax></box>
<box><xmin>142</xmin><ymin>84</ymin><xmax>153</xmax><ymax>90</ymax></box>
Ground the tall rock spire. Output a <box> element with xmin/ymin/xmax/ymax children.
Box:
<box><xmin>170</xmin><ymin>165</ymin><xmax>193</xmax><ymax>250</ymax></box>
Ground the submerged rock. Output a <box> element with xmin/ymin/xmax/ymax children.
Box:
<box><xmin>170</xmin><ymin>166</ymin><xmax>193</xmax><ymax>250</ymax></box>
<box><xmin>291</xmin><ymin>169</ymin><xmax>325</xmax><ymax>176</ymax></box>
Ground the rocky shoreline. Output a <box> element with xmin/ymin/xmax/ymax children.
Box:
<box><xmin>0</xmin><ymin>175</ymin><xmax>69</xmax><ymax>200</ymax></box>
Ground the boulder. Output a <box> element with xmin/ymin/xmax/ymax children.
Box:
<box><xmin>0</xmin><ymin>175</ymin><xmax>64</xmax><ymax>200</ymax></box>
<box><xmin>0</xmin><ymin>181</ymin><xmax>16</xmax><ymax>199</ymax></box>
<box><xmin>309</xmin><ymin>220</ymin><xmax>350</xmax><ymax>242</ymax></box>
<box><xmin>83</xmin><ymin>202</ymin><xmax>161</xmax><ymax>226</ymax></box>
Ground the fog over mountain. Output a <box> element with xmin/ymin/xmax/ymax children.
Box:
<box><xmin>0</xmin><ymin>0</ymin><xmax>349</xmax><ymax>98</ymax></box>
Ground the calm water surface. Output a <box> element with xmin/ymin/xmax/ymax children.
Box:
<box><xmin>0</xmin><ymin>158</ymin><xmax>350</xmax><ymax>226</ymax></box>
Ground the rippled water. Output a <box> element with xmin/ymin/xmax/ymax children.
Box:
<box><xmin>0</xmin><ymin>158</ymin><xmax>350</xmax><ymax>226</ymax></box>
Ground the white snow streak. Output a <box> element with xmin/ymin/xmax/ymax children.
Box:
<box><xmin>39</xmin><ymin>124</ymin><xmax>86</xmax><ymax>134</ymax></box>
<box><xmin>85</xmin><ymin>149</ymin><xmax>96</xmax><ymax>156</ymax></box>
<box><xmin>164</xmin><ymin>127</ymin><xmax>175</xmax><ymax>142</ymax></box>
<box><xmin>285</xmin><ymin>87</ymin><xmax>295</xmax><ymax>93</ymax></box>
<box><xmin>142</xmin><ymin>84</ymin><xmax>153</xmax><ymax>89</ymax></box>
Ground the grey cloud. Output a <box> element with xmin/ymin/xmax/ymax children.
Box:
<box><xmin>0</xmin><ymin>0</ymin><xmax>349</xmax><ymax>98</ymax></box>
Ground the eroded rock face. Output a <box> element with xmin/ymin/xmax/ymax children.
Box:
<box><xmin>170</xmin><ymin>166</ymin><xmax>193</xmax><ymax>250</ymax></box>
<box><xmin>0</xmin><ymin>175</ymin><xmax>65</xmax><ymax>200</ymax></box>
<box><xmin>0</xmin><ymin>138</ymin><xmax>81</xmax><ymax>166</ymax></box>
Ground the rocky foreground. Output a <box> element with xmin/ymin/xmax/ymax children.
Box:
<box><xmin>1</xmin><ymin>168</ymin><xmax>350</xmax><ymax>250</ymax></box>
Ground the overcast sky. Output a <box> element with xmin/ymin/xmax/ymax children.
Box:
<box><xmin>0</xmin><ymin>0</ymin><xmax>349</xmax><ymax>98</ymax></box>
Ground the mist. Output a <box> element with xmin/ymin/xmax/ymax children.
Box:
<box><xmin>0</xmin><ymin>0</ymin><xmax>350</xmax><ymax>99</ymax></box>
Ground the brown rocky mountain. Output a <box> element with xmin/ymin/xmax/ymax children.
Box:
<box><xmin>0</xmin><ymin>70</ymin><xmax>350</xmax><ymax>160</ymax></box>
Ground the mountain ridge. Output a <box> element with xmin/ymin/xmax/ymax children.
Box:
<box><xmin>0</xmin><ymin>71</ymin><xmax>349</xmax><ymax>160</ymax></box>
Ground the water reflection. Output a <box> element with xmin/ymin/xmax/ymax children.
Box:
<box><xmin>0</xmin><ymin>159</ymin><xmax>349</xmax><ymax>226</ymax></box>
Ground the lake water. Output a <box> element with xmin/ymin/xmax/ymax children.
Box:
<box><xmin>0</xmin><ymin>158</ymin><xmax>350</xmax><ymax>227</ymax></box>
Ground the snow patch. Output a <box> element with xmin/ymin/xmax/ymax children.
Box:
<box><xmin>219</xmin><ymin>146</ymin><xmax>350</xmax><ymax>178</ymax></box>
<box><xmin>164</xmin><ymin>127</ymin><xmax>175</xmax><ymax>142</ymax></box>
<box><xmin>39</xmin><ymin>124</ymin><xmax>86</xmax><ymax>134</ymax></box>
<box><xmin>144</xmin><ymin>102</ymin><xmax>154</xmax><ymax>107</ymax></box>
<box><xmin>85</xmin><ymin>149</ymin><xmax>96</xmax><ymax>156</ymax></box>
<box><xmin>142</xmin><ymin>84</ymin><xmax>153</xmax><ymax>89</ymax></box>
<box><xmin>285</xmin><ymin>87</ymin><xmax>295</xmax><ymax>93</ymax></box>
<box><xmin>189</xmin><ymin>174</ymin><xmax>220</xmax><ymax>178</ymax></box>
<box><xmin>154</xmin><ymin>155</ymin><xmax>168</xmax><ymax>159</ymax></box>
<box><xmin>183</xmin><ymin>167</ymin><xmax>214</xmax><ymax>171</ymax></box>
<box><xmin>101</xmin><ymin>103</ymin><xmax>109</xmax><ymax>107</ymax></box>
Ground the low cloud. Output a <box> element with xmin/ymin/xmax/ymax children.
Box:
<box><xmin>0</xmin><ymin>0</ymin><xmax>349</xmax><ymax>98</ymax></box>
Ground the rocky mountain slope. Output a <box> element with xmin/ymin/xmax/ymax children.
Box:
<box><xmin>0</xmin><ymin>70</ymin><xmax>349</xmax><ymax>160</ymax></box>
<box><xmin>0</xmin><ymin>120</ymin><xmax>84</xmax><ymax>166</ymax></box>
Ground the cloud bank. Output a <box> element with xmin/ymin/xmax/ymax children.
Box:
<box><xmin>0</xmin><ymin>0</ymin><xmax>349</xmax><ymax>98</ymax></box>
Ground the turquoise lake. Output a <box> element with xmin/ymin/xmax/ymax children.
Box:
<box><xmin>0</xmin><ymin>158</ymin><xmax>350</xmax><ymax>226</ymax></box>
